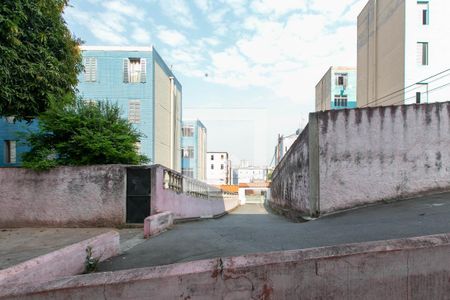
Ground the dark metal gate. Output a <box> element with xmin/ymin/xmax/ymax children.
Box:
<box><xmin>126</xmin><ymin>167</ymin><xmax>151</xmax><ymax>223</ymax></box>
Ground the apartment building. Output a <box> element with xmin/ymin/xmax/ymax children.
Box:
<box><xmin>315</xmin><ymin>67</ymin><xmax>357</xmax><ymax>111</ymax></box>
<box><xmin>0</xmin><ymin>46</ymin><xmax>182</xmax><ymax>170</ymax></box>
<box><xmin>181</xmin><ymin>120</ymin><xmax>207</xmax><ymax>180</ymax></box>
<box><xmin>357</xmin><ymin>0</ymin><xmax>450</xmax><ymax>107</ymax></box>
<box><xmin>206</xmin><ymin>152</ymin><xmax>231</xmax><ymax>185</ymax></box>
<box><xmin>274</xmin><ymin>131</ymin><xmax>299</xmax><ymax>166</ymax></box>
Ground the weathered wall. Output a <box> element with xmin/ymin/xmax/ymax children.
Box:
<box><xmin>3</xmin><ymin>233</ymin><xmax>450</xmax><ymax>299</ymax></box>
<box><xmin>0</xmin><ymin>165</ymin><xmax>126</xmax><ymax>227</ymax></box>
<box><xmin>151</xmin><ymin>166</ymin><xmax>239</xmax><ymax>219</ymax></box>
<box><xmin>319</xmin><ymin>102</ymin><xmax>450</xmax><ymax>213</ymax></box>
<box><xmin>270</xmin><ymin>125</ymin><xmax>310</xmax><ymax>217</ymax></box>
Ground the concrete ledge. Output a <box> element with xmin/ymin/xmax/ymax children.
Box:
<box><xmin>144</xmin><ymin>212</ymin><xmax>173</xmax><ymax>238</ymax></box>
<box><xmin>0</xmin><ymin>231</ymin><xmax>119</xmax><ymax>289</ymax></box>
<box><xmin>2</xmin><ymin>233</ymin><xmax>450</xmax><ymax>299</ymax></box>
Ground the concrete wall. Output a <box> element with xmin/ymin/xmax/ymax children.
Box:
<box><xmin>271</xmin><ymin>125</ymin><xmax>311</xmax><ymax>217</ymax></box>
<box><xmin>151</xmin><ymin>165</ymin><xmax>239</xmax><ymax>219</ymax></box>
<box><xmin>0</xmin><ymin>165</ymin><xmax>126</xmax><ymax>227</ymax></box>
<box><xmin>3</xmin><ymin>233</ymin><xmax>450</xmax><ymax>299</ymax></box>
<box><xmin>357</xmin><ymin>0</ymin><xmax>406</xmax><ymax>107</ymax></box>
<box><xmin>271</xmin><ymin>102</ymin><xmax>450</xmax><ymax>217</ymax></box>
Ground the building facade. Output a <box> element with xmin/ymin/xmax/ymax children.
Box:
<box><xmin>274</xmin><ymin>131</ymin><xmax>299</xmax><ymax>166</ymax></box>
<box><xmin>315</xmin><ymin>67</ymin><xmax>357</xmax><ymax>111</ymax></box>
<box><xmin>357</xmin><ymin>0</ymin><xmax>450</xmax><ymax>107</ymax></box>
<box><xmin>181</xmin><ymin>120</ymin><xmax>207</xmax><ymax>180</ymax></box>
<box><xmin>206</xmin><ymin>152</ymin><xmax>231</xmax><ymax>185</ymax></box>
<box><xmin>232</xmin><ymin>166</ymin><xmax>268</xmax><ymax>184</ymax></box>
<box><xmin>0</xmin><ymin>46</ymin><xmax>182</xmax><ymax>170</ymax></box>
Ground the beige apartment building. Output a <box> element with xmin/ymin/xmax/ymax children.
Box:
<box><xmin>357</xmin><ymin>0</ymin><xmax>450</xmax><ymax>107</ymax></box>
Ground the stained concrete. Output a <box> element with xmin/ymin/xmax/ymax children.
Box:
<box><xmin>99</xmin><ymin>192</ymin><xmax>450</xmax><ymax>272</ymax></box>
<box><xmin>0</xmin><ymin>228</ymin><xmax>142</xmax><ymax>270</ymax></box>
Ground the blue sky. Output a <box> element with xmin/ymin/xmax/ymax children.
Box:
<box><xmin>65</xmin><ymin>0</ymin><xmax>367</xmax><ymax>166</ymax></box>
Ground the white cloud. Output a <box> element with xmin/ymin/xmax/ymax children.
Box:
<box><xmin>193</xmin><ymin>0</ymin><xmax>211</xmax><ymax>12</ymax></box>
<box><xmin>157</xmin><ymin>28</ymin><xmax>187</xmax><ymax>46</ymax></box>
<box><xmin>251</xmin><ymin>0</ymin><xmax>307</xmax><ymax>17</ymax></box>
<box><xmin>131</xmin><ymin>24</ymin><xmax>151</xmax><ymax>44</ymax></box>
<box><xmin>104</xmin><ymin>0</ymin><xmax>146</xmax><ymax>20</ymax></box>
<box><xmin>159</xmin><ymin>0</ymin><xmax>196</xmax><ymax>29</ymax></box>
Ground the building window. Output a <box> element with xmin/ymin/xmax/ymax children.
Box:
<box><xmin>182</xmin><ymin>146</ymin><xmax>194</xmax><ymax>158</ymax></box>
<box><xmin>334</xmin><ymin>95</ymin><xmax>348</xmax><ymax>107</ymax></box>
<box><xmin>211</xmin><ymin>155</ymin><xmax>214</xmax><ymax>160</ymax></box>
<box><xmin>335</xmin><ymin>73</ymin><xmax>348</xmax><ymax>87</ymax></box>
<box><xmin>417</xmin><ymin>42</ymin><xmax>429</xmax><ymax>66</ymax></box>
<box><xmin>182</xmin><ymin>168</ymin><xmax>194</xmax><ymax>178</ymax></box>
<box><xmin>182</xmin><ymin>126</ymin><xmax>194</xmax><ymax>137</ymax></box>
<box><xmin>220</xmin><ymin>164</ymin><xmax>224</xmax><ymax>170</ymax></box>
<box><xmin>83</xmin><ymin>57</ymin><xmax>97</xmax><ymax>82</ymax></box>
<box><xmin>4</xmin><ymin>140</ymin><xmax>16</xmax><ymax>164</ymax></box>
<box><xmin>211</xmin><ymin>164</ymin><xmax>214</xmax><ymax>170</ymax></box>
<box><xmin>221</xmin><ymin>154</ymin><xmax>224</xmax><ymax>159</ymax></box>
<box><xmin>123</xmin><ymin>58</ymin><xmax>146</xmax><ymax>83</ymax></box>
<box><xmin>418</xmin><ymin>1</ymin><xmax>429</xmax><ymax>25</ymax></box>
<box><xmin>128</xmin><ymin>100</ymin><xmax>141</xmax><ymax>123</ymax></box>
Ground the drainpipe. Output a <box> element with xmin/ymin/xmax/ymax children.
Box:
<box><xmin>169</xmin><ymin>76</ymin><xmax>175</xmax><ymax>170</ymax></box>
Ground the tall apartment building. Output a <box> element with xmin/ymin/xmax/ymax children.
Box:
<box><xmin>315</xmin><ymin>67</ymin><xmax>357</xmax><ymax>111</ymax></box>
<box><xmin>206</xmin><ymin>152</ymin><xmax>231</xmax><ymax>185</ymax></box>
<box><xmin>0</xmin><ymin>46</ymin><xmax>182</xmax><ymax>170</ymax></box>
<box><xmin>357</xmin><ymin>0</ymin><xmax>450</xmax><ymax>107</ymax></box>
<box><xmin>181</xmin><ymin>120</ymin><xmax>207</xmax><ymax>180</ymax></box>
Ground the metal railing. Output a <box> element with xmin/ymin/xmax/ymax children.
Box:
<box><xmin>163</xmin><ymin>168</ymin><xmax>237</xmax><ymax>200</ymax></box>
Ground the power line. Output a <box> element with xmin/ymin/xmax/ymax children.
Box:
<box><xmin>360</xmin><ymin>68</ymin><xmax>450</xmax><ymax>108</ymax></box>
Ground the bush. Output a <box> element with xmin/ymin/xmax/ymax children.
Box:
<box><xmin>22</xmin><ymin>99</ymin><xmax>149</xmax><ymax>170</ymax></box>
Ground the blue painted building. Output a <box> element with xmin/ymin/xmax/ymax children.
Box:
<box><xmin>181</xmin><ymin>120</ymin><xmax>207</xmax><ymax>180</ymax></box>
<box><xmin>315</xmin><ymin>67</ymin><xmax>357</xmax><ymax>111</ymax></box>
<box><xmin>0</xmin><ymin>118</ymin><xmax>38</xmax><ymax>167</ymax></box>
<box><xmin>0</xmin><ymin>46</ymin><xmax>182</xmax><ymax>170</ymax></box>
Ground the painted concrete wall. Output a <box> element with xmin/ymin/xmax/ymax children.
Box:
<box><xmin>151</xmin><ymin>165</ymin><xmax>239</xmax><ymax>219</ymax></box>
<box><xmin>3</xmin><ymin>233</ymin><xmax>450</xmax><ymax>299</ymax></box>
<box><xmin>271</xmin><ymin>125</ymin><xmax>310</xmax><ymax>216</ymax></box>
<box><xmin>0</xmin><ymin>165</ymin><xmax>126</xmax><ymax>227</ymax></box>
<box><xmin>0</xmin><ymin>119</ymin><xmax>38</xmax><ymax>167</ymax></box>
<box><xmin>271</xmin><ymin>102</ymin><xmax>450</xmax><ymax>217</ymax></box>
<box><xmin>357</xmin><ymin>0</ymin><xmax>406</xmax><ymax>107</ymax></box>
<box><xmin>318</xmin><ymin>102</ymin><xmax>450</xmax><ymax>213</ymax></box>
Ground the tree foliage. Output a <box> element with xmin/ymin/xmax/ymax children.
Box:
<box><xmin>22</xmin><ymin>99</ymin><xmax>149</xmax><ymax>170</ymax></box>
<box><xmin>0</xmin><ymin>0</ymin><xmax>82</xmax><ymax>121</ymax></box>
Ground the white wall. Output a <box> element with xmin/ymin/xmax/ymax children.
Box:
<box><xmin>206</xmin><ymin>152</ymin><xmax>230</xmax><ymax>185</ymax></box>
<box><xmin>404</xmin><ymin>0</ymin><xmax>450</xmax><ymax>104</ymax></box>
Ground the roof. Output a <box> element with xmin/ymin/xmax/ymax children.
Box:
<box><xmin>80</xmin><ymin>46</ymin><xmax>153</xmax><ymax>52</ymax></box>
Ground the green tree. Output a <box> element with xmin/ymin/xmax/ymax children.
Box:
<box><xmin>0</xmin><ymin>0</ymin><xmax>82</xmax><ymax>121</ymax></box>
<box><xmin>22</xmin><ymin>99</ymin><xmax>149</xmax><ymax>170</ymax></box>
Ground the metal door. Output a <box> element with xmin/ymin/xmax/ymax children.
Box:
<box><xmin>126</xmin><ymin>168</ymin><xmax>151</xmax><ymax>223</ymax></box>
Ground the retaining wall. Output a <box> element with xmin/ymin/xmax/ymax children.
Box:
<box><xmin>271</xmin><ymin>102</ymin><xmax>450</xmax><ymax>216</ymax></box>
<box><xmin>0</xmin><ymin>165</ymin><xmax>126</xmax><ymax>227</ymax></box>
<box><xmin>1</xmin><ymin>233</ymin><xmax>449</xmax><ymax>299</ymax></box>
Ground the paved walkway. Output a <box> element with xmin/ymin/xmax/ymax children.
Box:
<box><xmin>99</xmin><ymin>192</ymin><xmax>450</xmax><ymax>272</ymax></box>
<box><xmin>0</xmin><ymin>228</ymin><xmax>142</xmax><ymax>270</ymax></box>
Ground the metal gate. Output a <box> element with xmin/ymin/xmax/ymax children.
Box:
<box><xmin>126</xmin><ymin>167</ymin><xmax>151</xmax><ymax>223</ymax></box>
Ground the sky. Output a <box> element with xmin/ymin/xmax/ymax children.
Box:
<box><xmin>64</xmin><ymin>0</ymin><xmax>368</xmax><ymax>167</ymax></box>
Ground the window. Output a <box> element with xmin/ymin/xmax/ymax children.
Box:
<box><xmin>335</xmin><ymin>73</ymin><xmax>348</xmax><ymax>87</ymax></box>
<box><xmin>4</xmin><ymin>140</ymin><xmax>16</xmax><ymax>164</ymax></box>
<box><xmin>418</xmin><ymin>1</ymin><xmax>429</xmax><ymax>25</ymax></box>
<box><xmin>221</xmin><ymin>154</ymin><xmax>224</xmax><ymax>159</ymax></box>
<box><xmin>417</xmin><ymin>42</ymin><xmax>429</xmax><ymax>65</ymax></box>
<box><xmin>220</xmin><ymin>164</ymin><xmax>224</xmax><ymax>170</ymax></box>
<box><xmin>182</xmin><ymin>168</ymin><xmax>194</xmax><ymax>178</ymax></box>
<box><xmin>123</xmin><ymin>58</ymin><xmax>146</xmax><ymax>83</ymax></box>
<box><xmin>334</xmin><ymin>95</ymin><xmax>348</xmax><ymax>107</ymax></box>
<box><xmin>211</xmin><ymin>164</ymin><xmax>214</xmax><ymax>170</ymax></box>
<box><xmin>182</xmin><ymin>146</ymin><xmax>194</xmax><ymax>158</ymax></box>
<box><xmin>182</xmin><ymin>126</ymin><xmax>194</xmax><ymax>137</ymax></box>
<box><xmin>211</xmin><ymin>155</ymin><xmax>214</xmax><ymax>160</ymax></box>
<box><xmin>128</xmin><ymin>100</ymin><xmax>141</xmax><ymax>123</ymax></box>
<box><xmin>83</xmin><ymin>57</ymin><xmax>97</xmax><ymax>82</ymax></box>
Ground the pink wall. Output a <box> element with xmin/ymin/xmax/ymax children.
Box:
<box><xmin>0</xmin><ymin>165</ymin><xmax>126</xmax><ymax>227</ymax></box>
<box><xmin>2</xmin><ymin>233</ymin><xmax>450</xmax><ymax>299</ymax></box>
<box><xmin>0</xmin><ymin>231</ymin><xmax>119</xmax><ymax>288</ymax></box>
<box><xmin>151</xmin><ymin>165</ymin><xmax>240</xmax><ymax>219</ymax></box>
